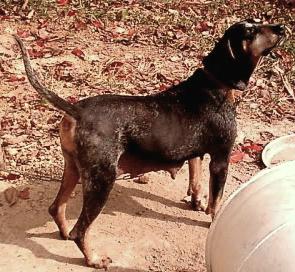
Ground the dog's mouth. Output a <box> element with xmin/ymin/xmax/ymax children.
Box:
<box><xmin>262</xmin><ymin>46</ymin><xmax>276</xmax><ymax>56</ymax></box>
<box><xmin>262</xmin><ymin>35</ymin><xmax>285</xmax><ymax>56</ymax></box>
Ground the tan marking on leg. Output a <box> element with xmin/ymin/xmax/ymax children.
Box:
<box><xmin>49</xmin><ymin>115</ymin><xmax>79</xmax><ymax>239</ymax></box>
<box><xmin>59</xmin><ymin>115</ymin><xmax>77</xmax><ymax>154</ymax></box>
<box><xmin>187</xmin><ymin>157</ymin><xmax>205</xmax><ymax>211</ymax></box>
<box><xmin>49</xmin><ymin>153</ymin><xmax>80</xmax><ymax>239</ymax></box>
<box><xmin>226</xmin><ymin>90</ymin><xmax>236</xmax><ymax>103</ymax></box>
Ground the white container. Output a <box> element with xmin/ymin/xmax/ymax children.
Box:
<box><xmin>206</xmin><ymin>161</ymin><xmax>295</xmax><ymax>272</ymax></box>
<box><xmin>262</xmin><ymin>134</ymin><xmax>295</xmax><ymax>167</ymax></box>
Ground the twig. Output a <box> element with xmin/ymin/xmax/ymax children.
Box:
<box><xmin>280</xmin><ymin>73</ymin><xmax>295</xmax><ymax>101</ymax></box>
<box><xmin>22</xmin><ymin>0</ymin><xmax>29</xmax><ymax>10</ymax></box>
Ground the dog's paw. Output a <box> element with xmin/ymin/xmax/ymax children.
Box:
<box><xmin>86</xmin><ymin>255</ymin><xmax>112</xmax><ymax>270</ymax></box>
<box><xmin>191</xmin><ymin>194</ymin><xmax>206</xmax><ymax>212</ymax></box>
<box><xmin>59</xmin><ymin>230</ymin><xmax>70</xmax><ymax>240</ymax></box>
<box><xmin>205</xmin><ymin>205</ymin><xmax>216</xmax><ymax>220</ymax></box>
<box><xmin>182</xmin><ymin>194</ymin><xmax>206</xmax><ymax>212</ymax></box>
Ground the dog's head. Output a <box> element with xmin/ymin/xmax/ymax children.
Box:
<box><xmin>203</xmin><ymin>20</ymin><xmax>285</xmax><ymax>90</ymax></box>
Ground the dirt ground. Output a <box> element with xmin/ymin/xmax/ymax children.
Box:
<box><xmin>0</xmin><ymin>1</ymin><xmax>294</xmax><ymax>271</ymax></box>
<box><xmin>0</xmin><ymin>118</ymin><xmax>294</xmax><ymax>272</ymax></box>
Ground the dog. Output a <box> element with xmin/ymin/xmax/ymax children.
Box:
<box><xmin>14</xmin><ymin>20</ymin><xmax>284</xmax><ymax>269</ymax></box>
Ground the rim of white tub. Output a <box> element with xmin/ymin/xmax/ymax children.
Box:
<box><xmin>261</xmin><ymin>134</ymin><xmax>295</xmax><ymax>167</ymax></box>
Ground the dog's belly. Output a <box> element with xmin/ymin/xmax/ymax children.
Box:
<box><xmin>117</xmin><ymin>151</ymin><xmax>185</xmax><ymax>179</ymax></box>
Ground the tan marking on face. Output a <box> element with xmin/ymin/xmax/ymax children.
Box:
<box><xmin>59</xmin><ymin>115</ymin><xmax>77</xmax><ymax>154</ymax></box>
<box><xmin>249</xmin><ymin>28</ymin><xmax>280</xmax><ymax>57</ymax></box>
<box><xmin>241</xmin><ymin>27</ymin><xmax>280</xmax><ymax>67</ymax></box>
<box><xmin>242</xmin><ymin>40</ymin><xmax>249</xmax><ymax>53</ymax></box>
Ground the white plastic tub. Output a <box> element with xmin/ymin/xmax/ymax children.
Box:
<box><xmin>262</xmin><ymin>134</ymin><xmax>295</xmax><ymax>167</ymax></box>
<box><xmin>206</xmin><ymin>161</ymin><xmax>295</xmax><ymax>272</ymax></box>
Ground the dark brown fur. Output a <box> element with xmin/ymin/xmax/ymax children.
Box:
<box><xmin>14</xmin><ymin>21</ymin><xmax>284</xmax><ymax>268</ymax></box>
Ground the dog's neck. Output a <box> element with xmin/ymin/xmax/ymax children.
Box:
<box><xmin>159</xmin><ymin>68</ymin><xmax>239</xmax><ymax>106</ymax></box>
<box><xmin>202</xmin><ymin>68</ymin><xmax>232</xmax><ymax>90</ymax></box>
<box><xmin>202</xmin><ymin>68</ymin><xmax>237</xmax><ymax>104</ymax></box>
<box><xmin>202</xmin><ymin>37</ymin><xmax>259</xmax><ymax>91</ymax></box>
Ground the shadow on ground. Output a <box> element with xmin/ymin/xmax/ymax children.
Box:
<box><xmin>0</xmin><ymin>178</ymin><xmax>209</xmax><ymax>269</ymax></box>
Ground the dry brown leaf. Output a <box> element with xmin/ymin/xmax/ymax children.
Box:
<box><xmin>71</xmin><ymin>48</ymin><xmax>85</xmax><ymax>60</ymax></box>
<box><xmin>230</xmin><ymin>150</ymin><xmax>245</xmax><ymax>163</ymax></box>
<box><xmin>4</xmin><ymin>187</ymin><xmax>18</xmax><ymax>206</ymax></box>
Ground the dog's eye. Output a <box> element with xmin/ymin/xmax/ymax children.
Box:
<box><xmin>245</xmin><ymin>27</ymin><xmax>257</xmax><ymax>40</ymax></box>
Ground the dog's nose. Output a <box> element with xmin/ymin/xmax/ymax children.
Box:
<box><xmin>272</xmin><ymin>24</ymin><xmax>285</xmax><ymax>35</ymax></box>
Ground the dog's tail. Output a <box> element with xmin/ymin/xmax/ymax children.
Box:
<box><xmin>14</xmin><ymin>35</ymin><xmax>80</xmax><ymax>120</ymax></box>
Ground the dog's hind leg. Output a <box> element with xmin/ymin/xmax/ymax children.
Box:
<box><xmin>48</xmin><ymin>151</ymin><xmax>80</xmax><ymax>239</ymax></box>
<box><xmin>69</xmin><ymin>155</ymin><xmax>117</xmax><ymax>269</ymax></box>
<box><xmin>206</xmin><ymin>154</ymin><xmax>229</xmax><ymax>219</ymax></box>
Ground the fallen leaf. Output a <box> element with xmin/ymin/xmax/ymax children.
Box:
<box><xmin>35</xmin><ymin>39</ymin><xmax>45</xmax><ymax>47</ymax></box>
<box><xmin>5</xmin><ymin>172</ymin><xmax>21</xmax><ymax>180</ymax></box>
<box><xmin>92</xmin><ymin>19</ymin><xmax>104</xmax><ymax>29</ymax></box>
<box><xmin>18</xmin><ymin>187</ymin><xmax>30</xmax><ymax>200</ymax></box>
<box><xmin>58</xmin><ymin>61</ymin><xmax>73</xmax><ymax>67</ymax></box>
<box><xmin>74</xmin><ymin>19</ymin><xmax>87</xmax><ymax>31</ymax></box>
<box><xmin>197</xmin><ymin>21</ymin><xmax>211</xmax><ymax>32</ymax></box>
<box><xmin>241</xmin><ymin>143</ymin><xmax>263</xmax><ymax>153</ymax></box>
<box><xmin>28</xmin><ymin>48</ymin><xmax>45</xmax><ymax>58</ymax></box>
<box><xmin>57</xmin><ymin>0</ymin><xmax>70</xmax><ymax>5</ymax></box>
<box><xmin>6</xmin><ymin>75</ymin><xmax>25</xmax><ymax>82</ymax></box>
<box><xmin>67</xmin><ymin>10</ymin><xmax>77</xmax><ymax>16</ymax></box>
<box><xmin>230</xmin><ymin>150</ymin><xmax>245</xmax><ymax>163</ymax></box>
<box><xmin>4</xmin><ymin>187</ymin><xmax>18</xmax><ymax>206</ymax></box>
<box><xmin>17</xmin><ymin>29</ymin><xmax>31</xmax><ymax>38</ymax></box>
<box><xmin>0</xmin><ymin>15</ymin><xmax>11</xmax><ymax>20</ymax></box>
<box><xmin>71</xmin><ymin>48</ymin><xmax>85</xmax><ymax>60</ymax></box>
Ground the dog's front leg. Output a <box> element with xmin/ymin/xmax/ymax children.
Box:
<box><xmin>69</xmin><ymin>163</ymin><xmax>116</xmax><ymax>269</ymax></box>
<box><xmin>206</xmin><ymin>155</ymin><xmax>229</xmax><ymax>219</ymax></box>
<box><xmin>187</xmin><ymin>157</ymin><xmax>206</xmax><ymax>211</ymax></box>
